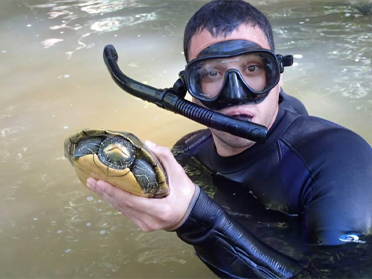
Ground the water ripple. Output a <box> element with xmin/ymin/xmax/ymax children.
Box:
<box><xmin>80</xmin><ymin>1</ymin><xmax>147</xmax><ymax>15</ymax></box>
<box><xmin>89</xmin><ymin>13</ymin><xmax>157</xmax><ymax>33</ymax></box>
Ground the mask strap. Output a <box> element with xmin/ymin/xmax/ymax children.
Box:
<box><xmin>173</xmin><ymin>71</ymin><xmax>187</xmax><ymax>98</ymax></box>
<box><xmin>276</xmin><ymin>55</ymin><xmax>294</xmax><ymax>73</ymax></box>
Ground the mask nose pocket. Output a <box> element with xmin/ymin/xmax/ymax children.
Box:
<box><xmin>222</xmin><ymin>70</ymin><xmax>252</xmax><ymax>103</ymax></box>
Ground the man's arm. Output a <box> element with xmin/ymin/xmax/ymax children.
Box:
<box><xmin>175</xmin><ymin>124</ymin><xmax>372</xmax><ymax>278</ymax></box>
<box><xmin>86</xmin><ymin>141</ymin><xmax>305</xmax><ymax>278</ymax></box>
<box><xmin>87</xmin><ymin>139</ymin><xmax>372</xmax><ymax>279</ymax></box>
<box><xmin>176</xmin><ymin>187</ymin><xmax>304</xmax><ymax>278</ymax></box>
<box><xmin>176</xmin><ymin>184</ymin><xmax>372</xmax><ymax>278</ymax></box>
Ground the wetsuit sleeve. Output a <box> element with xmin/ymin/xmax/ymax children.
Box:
<box><xmin>176</xmin><ymin>188</ymin><xmax>303</xmax><ymax>278</ymax></box>
<box><xmin>293</xmin><ymin>126</ymin><xmax>372</xmax><ymax>245</ymax></box>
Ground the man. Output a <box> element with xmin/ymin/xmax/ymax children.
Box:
<box><xmin>87</xmin><ymin>1</ymin><xmax>372</xmax><ymax>278</ymax></box>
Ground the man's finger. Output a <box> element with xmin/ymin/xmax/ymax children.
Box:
<box><xmin>87</xmin><ymin>178</ymin><xmax>131</xmax><ymax>206</ymax></box>
<box><xmin>90</xmin><ymin>178</ymin><xmax>165</xmax><ymax>214</ymax></box>
<box><xmin>87</xmin><ymin>179</ymin><xmax>154</xmax><ymax>231</ymax></box>
<box><xmin>119</xmin><ymin>208</ymin><xmax>151</xmax><ymax>231</ymax></box>
<box><xmin>145</xmin><ymin>140</ymin><xmax>183</xmax><ymax>175</ymax></box>
<box><xmin>91</xmin><ymin>180</ymin><xmax>173</xmax><ymax>229</ymax></box>
<box><xmin>95</xmin><ymin>180</ymin><xmax>134</xmax><ymax>202</ymax></box>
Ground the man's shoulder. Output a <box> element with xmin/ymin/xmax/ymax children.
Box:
<box><xmin>283</xmin><ymin>114</ymin><xmax>371</xmax><ymax>157</ymax></box>
<box><xmin>287</xmin><ymin>115</ymin><xmax>358</xmax><ymax>138</ymax></box>
<box><xmin>278</xmin><ymin>91</ymin><xmax>366</xmax><ymax>147</ymax></box>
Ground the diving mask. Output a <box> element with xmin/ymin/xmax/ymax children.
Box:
<box><xmin>180</xmin><ymin>40</ymin><xmax>293</xmax><ymax>110</ymax></box>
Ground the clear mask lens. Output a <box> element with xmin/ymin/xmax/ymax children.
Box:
<box><xmin>186</xmin><ymin>51</ymin><xmax>280</xmax><ymax>102</ymax></box>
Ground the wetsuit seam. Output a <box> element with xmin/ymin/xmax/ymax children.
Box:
<box><xmin>178</xmin><ymin>216</ymin><xmax>208</xmax><ymax>237</ymax></box>
<box><xmin>213</xmin><ymin>230</ymin><xmax>281</xmax><ymax>279</ymax></box>
<box><xmin>196</xmin><ymin>253</ymin><xmax>249</xmax><ymax>279</ymax></box>
<box><xmin>278</xmin><ymin>138</ymin><xmax>316</xmax><ymax>219</ymax></box>
<box><xmin>302</xmin><ymin>183</ymin><xmax>313</xmax><ymax>244</ymax></box>
<box><xmin>277</xmin><ymin>140</ymin><xmax>296</xmax><ymax>214</ymax></box>
<box><xmin>279</xmin><ymin>138</ymin><xmax>315</xmax><ymax>181</ymax></box>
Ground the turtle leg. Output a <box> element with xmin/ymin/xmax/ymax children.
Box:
<box><xmin>132</xmin><ymin>159</ymin><xmax>157</xmax><ymax>194</ymax></box>
<box><xmin>74</xmin><ymin>137</ymin><xmax>102</xmax><ymax>160</ymax></box>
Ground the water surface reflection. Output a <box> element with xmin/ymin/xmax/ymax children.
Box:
<box><xmin>1</xmin><ymin>0</ymin><xmax>371</xmax><ymax>278</ymax></box>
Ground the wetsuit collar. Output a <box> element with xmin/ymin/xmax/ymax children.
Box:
<box><xmin>201</xmin><ymin>93</ymin><xmax>298</xmax><ymax>173</ymax></box>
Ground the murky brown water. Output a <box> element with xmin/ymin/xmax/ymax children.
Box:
<box><xmin>1</xmin><ymin>0</ymin><xmax>371</xmax><ymax>278</ymax></box>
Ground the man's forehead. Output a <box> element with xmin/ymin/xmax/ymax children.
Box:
<box><xmin>188</xmin><ymin>24</ymin><xmax>270</xmax><ymax>61</ymax></box>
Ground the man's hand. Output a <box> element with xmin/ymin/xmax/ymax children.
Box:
<box><xmin>86</xmin><ymin>141</ymin><xmax>196</xmax><ymax>232</ymax></box>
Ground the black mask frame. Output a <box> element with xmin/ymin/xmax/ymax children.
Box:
<box><xmin>179</xmin><ymin>40</ymin><xmax>293</xmax><ymax>110</ymax></box>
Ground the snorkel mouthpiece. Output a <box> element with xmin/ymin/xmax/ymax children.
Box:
<box><xmin>103</xmin><ymin>45</ymin><xmax>268</xmax><ymax>143</ymax></box>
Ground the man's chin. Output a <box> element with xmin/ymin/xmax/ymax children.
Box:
<box><xmin>210</xmin><ymin>128</ymin><xmax>256</xmax><ymax>150</ymax></box>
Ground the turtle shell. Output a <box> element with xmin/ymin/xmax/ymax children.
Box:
<box><xmin>64</xmin><ymin>129</ymin><xmax>169</xmax><ymax>198</ymax></box>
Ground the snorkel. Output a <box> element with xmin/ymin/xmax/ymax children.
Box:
<box><xmin>103</xmin><ymin>44</ymin><xmax>268</xmax><ymax>143</ymax></box>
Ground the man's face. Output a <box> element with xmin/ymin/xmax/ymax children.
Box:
<box><xmin>188</xmin><ymin>24</ymin><xmax>282</xmax><ymax>155</ymax></box>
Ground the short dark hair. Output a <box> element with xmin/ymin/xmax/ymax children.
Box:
<box><xmin>183</xmin><ymin>0</ymin><xmax>275</xmax><ymax>62</ymax></box>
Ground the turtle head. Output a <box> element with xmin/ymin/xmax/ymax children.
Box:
<box><xmin>98</xmin><ymin>137</ymin><xmax>136</xmax><ymax>170</ymax></box>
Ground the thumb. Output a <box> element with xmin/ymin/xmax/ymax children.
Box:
<box><xmin>145</xmin><ymin>141</ymin><xmax>196</xmax><ymax>206</ymax></box>
<box><xmin>144</xmin><ymin>140</ymin><xmax>157</xmax><ymax>151</ymax></box>
<box><xmin>144</xmin><ymin>140</ymin><xmax>180</xmax><ymax>173</ymax></box>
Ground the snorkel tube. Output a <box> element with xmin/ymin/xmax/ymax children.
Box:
<box><xmin>103</xmin><ymin>45</ymin><xmax>267</xmax><ymax>143</ymax></box>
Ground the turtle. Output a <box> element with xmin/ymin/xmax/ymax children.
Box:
<box><xmin>64</xmin><ymin>128</ymin><xmax>169</xmax><ymax>198</ymax></box>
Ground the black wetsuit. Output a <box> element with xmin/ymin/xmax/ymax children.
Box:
<box><xmin>172</xmin><ymin>91</ymin><xmax>372</xmax><ymax>278</ymax></box>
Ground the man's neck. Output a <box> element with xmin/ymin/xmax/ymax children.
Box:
<box><xmin>213</xmin><ymin>136</ymin><xmax>255</xmax><ymax>157</ymax></box>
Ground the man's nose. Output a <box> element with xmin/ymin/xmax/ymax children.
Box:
<box><xmin>225</xmin><ymin>71</ymin><xmax>244</xmax><ymax>101</ymax></box>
